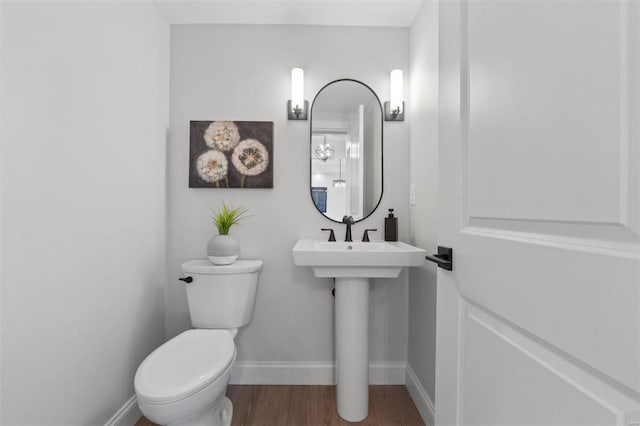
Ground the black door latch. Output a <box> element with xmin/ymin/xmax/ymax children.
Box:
<box><xmin>425</xmin><ymin>246</ymin><xmax>453</xmax><ymax>271</ymax></box>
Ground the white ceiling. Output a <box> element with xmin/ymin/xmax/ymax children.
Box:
<box><xmin>154</xmin><ymin>0</ymin><xmax>423</xmax><ymax>27</ymax></box>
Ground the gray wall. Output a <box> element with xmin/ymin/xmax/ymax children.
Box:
<box><xmin>168</xmin><ymin>24</ymin><xmax>411</xmax><ymax>371</ymax></box>
<box><xmin>408</xmin><ymin>0</ymin><xmax>439</xmax><ymax>404</ymax></box>
<box><xmin>0</xmin><ymin>1</ymin><xmax>169</xmax><ymax>423</ymax></box>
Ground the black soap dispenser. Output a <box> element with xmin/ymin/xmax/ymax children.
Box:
<box><xmin>384</xmin><ymin>209</ymin><xmax>398</xmax><ymax>241</ymax></box>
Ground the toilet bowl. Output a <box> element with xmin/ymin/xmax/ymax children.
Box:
<box><xmin>134</xmin><ymin>260</ymin><xmax>262</xmax><ymax>426</ymax></box>
<box><xmin>135</xmin><ymin>329</ymin><xmax>235</xmax><ymax>426</ymax></box>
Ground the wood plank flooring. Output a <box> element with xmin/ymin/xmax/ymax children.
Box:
<box><xmin>136</xmin><ymin>385</ymin><xmax>424</xmax><ymax>426</ymax></box>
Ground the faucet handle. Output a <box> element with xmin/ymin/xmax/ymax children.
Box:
<box><xmin>321</xmin><ymin>228</ymin><xmax>336</xmax><ymax>242</ymax></box>
<box><xmin>362</xmin><ymin>229</ymin><xmax>377</xmax><ymax>242</ymax></box>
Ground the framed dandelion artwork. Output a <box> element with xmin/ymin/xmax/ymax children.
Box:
<box><xmin>189</xmin><ymin>121</ymin><xmax>274</xmax><ymax>188</ymax></box>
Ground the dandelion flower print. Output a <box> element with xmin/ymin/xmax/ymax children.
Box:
<box><xmin>204</xmin><ymin>121</ymin><xmax>240</xmax><ymax>151</ymax></box>
<box><xmin>196</xmin><ymin>150</ymin><xmax>228</xmax><ymax>187</ymax></box>
<box><xmin>232</xmin><ymin>139</ymin><xmax>269</xmax><ymax>187</ymax></box>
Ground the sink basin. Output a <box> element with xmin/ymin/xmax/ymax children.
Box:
<box><xmin>292</xmin><ymin>238</ymin><xmax>426</xmax><ymax>278</ymax></box>
<box><xmin>314</xmin><ymin>241</ymin><xmax>390</xmax><ymax>250</ymax></box>
<box><xmin>292</xmin><ymin>238</ymin><xmax>426</xmax><ymax>421</ymax></box>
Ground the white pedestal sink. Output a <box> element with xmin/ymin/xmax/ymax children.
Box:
<box><xmin>292</xmin><ymin>239</ymin><xmax>425</xmax><ymax>421</ymax></box>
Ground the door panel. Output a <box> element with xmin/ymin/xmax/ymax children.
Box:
<box><xmin>466</xmin><ymin>1</ymin><xmax>629</xmax><ymax>224</ymax></box>
<box><xmin>435</xmin><ymin>1</ymin><xmax>640</xmax><ymax>425</ymax></box>
<box><xmin>461</xmin><ymin>303</ymin><xmax>636</xmax><ymax>425</ymax></box>
<box><xmin>459</xmin><ymin>234</ymin><xmax>639</xmax><ymax>392</ymax></box>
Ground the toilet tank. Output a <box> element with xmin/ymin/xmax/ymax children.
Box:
<box><xmin>180</xmin><ymin>259</ymin><xmax>262</xmax><ymax>329</ymax></box>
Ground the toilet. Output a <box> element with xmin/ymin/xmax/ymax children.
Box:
<box><xmin>134</xmin><ymin>259</ymin><xmax>262</xmax><ymax>426</ymax></box>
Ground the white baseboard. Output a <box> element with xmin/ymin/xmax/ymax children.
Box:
<box><xmin>230</xmin><ymin>361</ymin><xmax>407</xmax><ymax>385</ymax></box>
<box><xmin>230</xmin><ymin>362</ymin><xmax>334</xmax><ymax>384</ymax></box>
<box><xmin>406</xmin><ymin>364</ymin><xmax>435</xmax><ymax>426</ymax></box>
<box><xmin>104</xmin><ymin>395</ymin><xmax>141</xmax><ymax>426</ymax></box>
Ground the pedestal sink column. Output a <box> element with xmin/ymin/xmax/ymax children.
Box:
<box><xmin>335</xmin><ymin>277</ymin><xmax>369</xmax><ymax>422</ymax></box>
<box><xmin>292</xmin><ymin>238</ymin><xmax>427</xmax><ymax>421</ymax></box>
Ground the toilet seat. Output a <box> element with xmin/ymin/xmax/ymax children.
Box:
<box><xmin>135</xmin><ymin>329</ymin><xmax>235</xmax><ymax>404</ymax></box>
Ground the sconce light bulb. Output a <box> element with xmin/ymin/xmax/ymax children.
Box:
<box><xmin>390</xmin><ymin>69</ymin><xmax>403</xmax><ymax>114</ymax></box>
<box><xmin>291</xmin><ymin>67</ymin><xmax>304</xmax><ymax>113</ymax></box>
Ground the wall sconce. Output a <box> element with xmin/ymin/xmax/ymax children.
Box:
<box><xmin>288</xmin><ymin>67</ymin><xmax>308</xmax><ymax>120</ymax></box>
<box><xmin>384</xmin><ymin>69</ymin><xmax>404</xmax><ymax>121</ymax></box>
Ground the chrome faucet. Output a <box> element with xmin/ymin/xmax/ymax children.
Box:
<box><xmin>342</xmin><ymin>215</ymin><xmax>355</xmax><ymax>242</ymax></box>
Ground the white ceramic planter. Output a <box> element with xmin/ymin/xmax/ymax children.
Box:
<box><xmin>207</xmin><ymin>235</ymin><xmax>239</xmax><ymax>265</ymax></box>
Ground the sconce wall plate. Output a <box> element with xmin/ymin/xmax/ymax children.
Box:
<box><xmin>384</xmin><ymin>101</ymin><xmax>405</xmax><ymax>121</ymax></box>
<box><xmin>288</xmin><ymin>100</ymin><xmax>308</xmax><ymax>120</ymax></box>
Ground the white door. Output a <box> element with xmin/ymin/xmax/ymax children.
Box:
<box><xmin>434</xmin><ymin>1</ymin><xmax>640</xmax><ymax>425</ymax></box>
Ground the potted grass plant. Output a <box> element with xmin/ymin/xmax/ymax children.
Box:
<box><xmin>207</xmin><ymin>202</ymin><xmax>249</xmax><ymax>265</ymax></box>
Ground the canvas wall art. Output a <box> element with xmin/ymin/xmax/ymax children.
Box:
<box><xmin>189</xmin><ymin>121</ymin><xmax>274</xmax><ymax>188</ymax></box>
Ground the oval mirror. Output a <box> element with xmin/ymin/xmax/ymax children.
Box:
<box><xmin>310</xmin><ymin>79</ymin><xmax>383</xmax><ymax>223</ymax></box>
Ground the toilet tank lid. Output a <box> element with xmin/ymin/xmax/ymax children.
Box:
<box><xmin>181</xmin><ymin>259</ymin><xmax>263</xmax><ymax>274</ymax></box>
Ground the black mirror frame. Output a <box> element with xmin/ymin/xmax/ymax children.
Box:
<box><xmin>309</xmin><ymin>78</ymin><xmax>384</xmax><ymax>224</ymax></box>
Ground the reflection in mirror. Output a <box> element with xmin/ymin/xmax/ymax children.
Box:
<box><xmin>310</xmin><ymin>80</ymin><xmax>383</xmax><ymax>223</ymax></box>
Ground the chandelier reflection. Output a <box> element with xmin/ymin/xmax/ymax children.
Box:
<box><xmin>314</xmin><ymin>136</ymin><xmax>335</xmax><ymax>162</ymax></box>
<box><xmin>333</xmin><ymin>159</ymin><xmax>346</xmax><ymax>188</ymax></box>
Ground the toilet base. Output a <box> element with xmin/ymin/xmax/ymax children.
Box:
<box><xmin>168</xmin><ymin>396</ymin><xmax>233</xmax><ymax>426</ymax></box>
